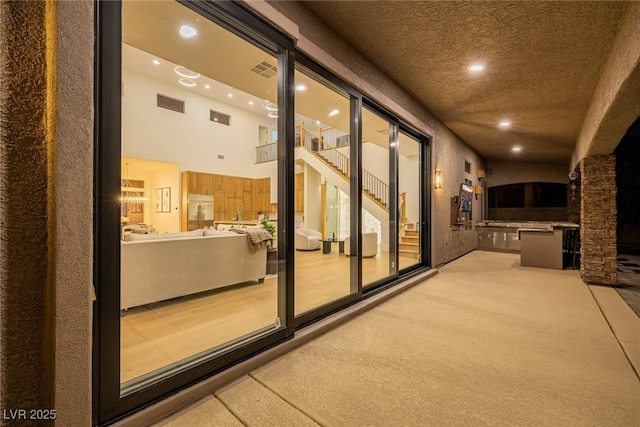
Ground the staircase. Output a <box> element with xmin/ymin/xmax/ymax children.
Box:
<box><xmin>398</xmin><ymin>193</ymin><xmax>419</xmax><ymax>258</ymax></box>
<box><xmin>399</xmin><ymin>222</ymin><xmax>420</xmax><ymax>259</ymax></box>
<box><xmin>296</xmin><ymin>124</ymin><xmax>389</xmax><ymax>212</ymax></box>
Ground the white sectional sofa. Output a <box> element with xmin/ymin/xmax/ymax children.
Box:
<box><xmin>121</xmin><ymin>229</ymin><xmax>267</xmax><ymax>310</ymax></box>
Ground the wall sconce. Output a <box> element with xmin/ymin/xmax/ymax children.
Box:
<box><xmin>477</xmin><ymin>169</ymin><xmax>486</xmax><ymax>181</ymax></box>
<box><xmin>434</xmin><ymin>170</ymin><xmax>442</xmax><ymax>189</ymax></box>
<box><xmin>474</xmin><ymin>184</ymin><xmax>483</xmax><ymax>200</ymax></box>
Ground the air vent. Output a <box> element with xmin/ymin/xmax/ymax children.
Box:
<box><xmin>464</xmin><ymin>161</ymin><xmax>471</xmax><ymax>174</ymax></box>
<box><xmin>249</xmin><ymin>61</ymin><xmax>277</xmax><ymax>78</ymax></box>
<box><xmin>210</xmin><ymin>110</ymin><xmax>230</xmax><ymax>126</ymax></box>
<box><xmin>157</xmin><ymin>94</ymin><xmax>184</xmax><ymax>113</ymax></box>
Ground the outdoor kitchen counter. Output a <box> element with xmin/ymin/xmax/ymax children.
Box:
<box><xmin>476</xmin><ymin>221</ymin><xmax>579</xmax><ymax>269</ymax></box>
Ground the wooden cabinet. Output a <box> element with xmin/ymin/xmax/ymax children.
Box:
<box><xmin>294</xmin><ymin>173</ymin><xmax>304</xmax><ymax>212</ymax></box>
<box><xmin>182</xmin><ymin>172</ymin><xmax>272</xmax><ymax>229</ymax></box>
<box><xmin>254</xmin><ymin>177</ymin><xmax>273</xmax><ymax>212</ymax></box>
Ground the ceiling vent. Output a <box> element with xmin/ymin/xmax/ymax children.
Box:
<box><xmin>249</xmin><ymin>61</ymin><xmax>277</xmax><ymax>78</ymax></box>
<box><xmin>157</xmin><ymin>94</ymin><xmax>185</xmax><ymax>113</ymax></box>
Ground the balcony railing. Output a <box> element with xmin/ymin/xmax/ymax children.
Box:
<box><xmin>255</xmin><ymin>142</ymin><xmax>277</xmax><ymax>163</ymax></box>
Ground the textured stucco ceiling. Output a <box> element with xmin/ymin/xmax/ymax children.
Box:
<box><xmin>302</xmin><ymin>1</ymin><xmax>628</xmax><ymax>165</ymax></box>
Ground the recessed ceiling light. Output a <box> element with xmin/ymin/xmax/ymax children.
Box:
<box><xmin>227</xmin><ymin>93</ymin><xmax>233</xmax><ymax>98</ymax></box>
<box><xmin>328</xmin><ymin>109</ymin><xmax>339</xmax><ymax>117</ymax></box>
<box><xmin>179</xmin><ymin>78</ymin><xmax>196</xmax><ymax>87</ymax></box>
<box><xmin>469</xmin><ymin>63</ymin><xmax>484</xmax><ymax>72</ymax></box>
<box><xmin>499</xmin><ymin>120</ymin><xmax>511</xmax><ymax>128</ymax></box>
<box><xmin>179</xmin><ymin>25</ymin><xmax>197</xmax><ymax>39</ymax></box>
<box><xmin>265</xmin><ymin>102</ymin><xmax>278</xmax><ymax>111</ymax></box>
<box><xmin>204</xmin><ymin>84</ymin><xmax>210</xmax><ymax>89</ymax></box>
<box><xmin>295</xmin><ymin>84</ymin><xmax>307</xmax><ymax>92</ymax></box>
<box><xmin>268</xmin><ymin>111</ymin><xmax>278</xmax><ymax>118</ymax></box>
<box><xmin>152</xmin><ymin>59</ymin><xmax>161</xmax><ymax>65</ymax></box>
<box><xmin>512</xmin><ymin>146</ymin><xmax>522</xmax><ymax>152</ymax></box>
<box><xmin>248</xmin><ymin>101</ymin><xmax>254</xmax><ymax>106</ymax></box>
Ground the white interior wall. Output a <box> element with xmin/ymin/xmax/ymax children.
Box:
<box><xmin>148</xmin><ymin>165</ymin><xmax>180</xmax><ymax>233</ymax></box>
<box><xmin>362</xmin><ymin>141</ymin><xmax>390</xmax><ymax>180</ymax></box>
<box><xmin>122</xmin><ymin>69</ymin><xmax>278</xmax><ymax>183</ymax></box>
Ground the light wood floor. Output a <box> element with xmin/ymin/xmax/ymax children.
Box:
<box><xmin>121</xmin><ymin>249</ymin><xmax>421</xmax><ymax>382</ymax></box>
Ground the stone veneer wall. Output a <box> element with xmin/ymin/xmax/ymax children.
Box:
<box><xmin>580</xmin><ymin>156</ymin><xmax>617</xmax><ymax>284</ymax></box>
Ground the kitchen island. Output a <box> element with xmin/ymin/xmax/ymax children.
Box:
<box><xmin>476</xmin><ymin>220</ymin><xmax>579</xmax><ymax>269</ymax></box>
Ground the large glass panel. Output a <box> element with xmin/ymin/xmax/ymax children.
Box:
<box><xmin>120</xmin><ymin>1</ymin><xmax>281</xmax><ymax>385</ymax></box>
<box><xmin>361</xmin><ymin>107</ymin><xmax>396</xmax><ymax>286</ymax></box>
<box><xmin>398</xmin><ymin>132</ymin><xmax>422</xmax><ymax>270</ymax></box>
<box><xmin>293</xmin><ymin>67</ymin><xmax>353</xmax><ymax>315</ymax></box>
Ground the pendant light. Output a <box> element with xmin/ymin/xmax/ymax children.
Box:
<box><xmin>121</xmin><ymin>163</ymin><xmax>148</xmax><ymax>203</ymax></box>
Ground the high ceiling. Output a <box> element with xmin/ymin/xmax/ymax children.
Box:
<box><xmin>301</xmin><ymin>1</ymin><xmax>629</xmax><ymax>165</ymax></box>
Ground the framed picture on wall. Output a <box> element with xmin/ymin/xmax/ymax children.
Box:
<box><xmin>155</xmin><ymin>188</ymin><xmax>163</xmax><ymax>213</ymax></box>
<box><xmin>162</xmin><ymin>187</ymin><xmax>171</xmax><ymax>213</ymax></box>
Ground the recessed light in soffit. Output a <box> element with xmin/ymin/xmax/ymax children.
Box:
<box><xmin>179</xmin><ymin>25</ymin><xmax>197</xmax><ymax>39</ymax></box>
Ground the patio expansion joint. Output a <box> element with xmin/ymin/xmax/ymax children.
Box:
<box><xmin>587</xmin><ymin>285</ymin><xmax>640</xmax><ymax>382</ymax></box>
<box><xmin>246</xmin><ymin>373</ymin><xmax>324</xmax><ymax>426</ymax></box>
<box><xmin>212</xmin><ymin>393</ymin><xmax>249</xmax><ymax>427</ymax></box>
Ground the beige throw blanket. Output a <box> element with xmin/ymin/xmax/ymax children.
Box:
<box><xmin>230</xmin><ymin>227</ymin><xmax>274</xmax><ymax>252</ymax></box>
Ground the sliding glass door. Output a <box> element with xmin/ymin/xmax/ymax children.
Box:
<box><xmin>398</xmin><ymin>132</ymin><xmax>423</xmax><ymax>271</ymax></box>
<box><xmin>96</xmin><ymin>2</ymin><xmax>430</xmax><ymax>423</ymax></box>
<box><xmin>293</xmin><ymin>65</ymin><xmax>359</xmax><ymax>317</ymax></box>
<box><xmin>361</xmin><ymin>106</ymin><xmax>397</xmax><ymax>287</ymax></box>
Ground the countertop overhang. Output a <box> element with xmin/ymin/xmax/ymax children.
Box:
<box><xmin>476</xmin><ymin>221</ymin><xmax>579</xmax><ymax>231</ymax></box>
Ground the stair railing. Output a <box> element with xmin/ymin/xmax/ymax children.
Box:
<box><xmin>295</xmin><ymin>129</ymin><xmax>388</xmax><ymax>212</ymax></box>
<box><xmin>362</xmin><ymin>170</ymin><xmax>388</xmax><ymax>209</ymax></box>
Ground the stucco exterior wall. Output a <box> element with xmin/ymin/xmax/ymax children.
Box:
<box><xmin>0</xmin><ymin>1</ymin><xmax>93</xmax><ymax>425</ymax></box>
<box><xmin>1</xmin><ymin>1</ymin><xmax>51</xmax><ymax>419</ymax></box>
<box><xmin>51</xmin><ymin>1</ymin><xmax>94</xmax><ymax>424</ymax></box>
<box><xmin>258</xmin><ymin>0</ymin><xmax>485</xmax><ymax>267</ymax></box>
<box><xmin>571</xmin><ymin>2</ymin><xmax>640</xmax><ymax>170</ymax></box>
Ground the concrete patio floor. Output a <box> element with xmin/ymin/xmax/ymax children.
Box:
<box><xmin>151</xmin><ymin>251</ymin><xmax>640</xmax><ymax>426</ymax></box>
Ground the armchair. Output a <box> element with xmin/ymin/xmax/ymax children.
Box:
<box><xmin>344</xmin><ymin>232</ymin><xmax>378</xmax><ymax>257</ymax></box>
<box><xmin>295</xmin><ymin>227</ymin><xmax>322</xmax><ymax>251</ymax></box>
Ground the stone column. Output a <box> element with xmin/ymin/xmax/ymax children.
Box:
<box><xmin>580</xmin><ymin>155</ymin><xmax>617</xmax><ymax>284</ymax></box>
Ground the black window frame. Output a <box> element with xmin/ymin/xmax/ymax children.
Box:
<box><xmin>94</xmin><ymin>1</ymin><xmax>295</xmax><ymax>424</ymax></box>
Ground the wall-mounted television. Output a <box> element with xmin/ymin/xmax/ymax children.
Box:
<box><xmin>458</xmin><ymin>183</ymin><xmax>473</xmax><ymax>212</ymax></box>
